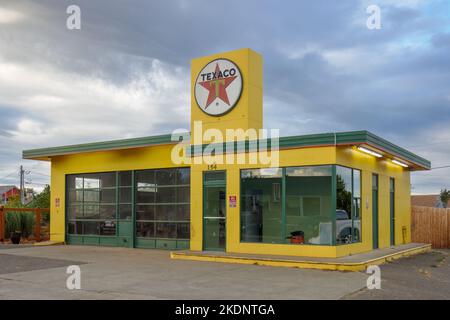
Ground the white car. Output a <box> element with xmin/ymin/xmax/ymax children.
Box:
<box><xmin>308</xmin><ymin>210</ymin><xmax>361</xmax><ymax>244</ymax></box>
<box><xmin>336</xmin><ymin>210</ymin><xmax>361</xmax><ymax>244</ymax></box>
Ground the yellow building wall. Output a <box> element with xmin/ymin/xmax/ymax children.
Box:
<box><xmin>190</xmin><ymin>146</ymin><xmax>340</xmax><ymax>258</ymax></box>
<box><xmin>49</xmin><ymin>141</ymin><xmax>411</xmax><ymax>258</ymax></box>
<box><xmin>49</xmin><ymin>144</ymin><xmax>187</xmax><ymax>242</ymax></box>
<box><xmin>335</xmin><ymin>146</ymin><xmax>411</xmax><ymax>257</ymax></box>
<box><xmin>190</xmin><ymin>145</ymin><xmax>411</xmax><ymax>258</ymax></box>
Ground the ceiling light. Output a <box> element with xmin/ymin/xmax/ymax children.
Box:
<box><xmin>357</xmin><ymin>146</ymin><xmax>382</xmax><ymax>158</ymax></box>
<box><xmin>392</xmin><ymin>159</ymin><xmax>409</xmax><ymax>168</ymax></box>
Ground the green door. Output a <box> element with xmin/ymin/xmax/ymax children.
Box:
<box><xmin>203</xmin><ymin>171</ymin><xmax>226</xmax><ymax>251</ymax></box>
<box><xmin>372</xmin><ymin>174</ymin><xmax>379</xmax><ymax>249</ymax></box>
<box><xmin>390</xmin><ymin>178</ymin><xmax>395</xmax><ymax>246</ymax></box>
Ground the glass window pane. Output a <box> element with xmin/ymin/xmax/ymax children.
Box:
<box><xmin>83</xmin><ymin>204</ymin><xmax>100</xmax><ymax>219</ymax></box>
<box><xmin>204</xmin><ymin>187</ymin><xmax>226</xmax><ymax>219</ymax></box>
<box><xmin>156</xmin><ymin>169</ymin><xmax>176</xmax><ymax>186</ymax></box>
<box><xmin>204</xmin><ymin>171</ymin><xmax>226</xmax><ymax>182</ymax></box>
<box><xmin>241</xmin><ymin>168</ymin><xmax>282</xmax><ymax>179</ymax></box>
<box><xmin>336</xmin><ymin>166</ymin><xmax>352</xmax><ymax>219</ymax></box>
<box><xmin>68</xmin><ymin>190</ymin><xmax>83</xmax><ymax>203</ymax></box>
<box><xmin>119</xmin><ymin>171</ymin><xmax>132</xmax><ymax>187</ymax></box>
<box><xmin>83</xmin><ymin>175</ymin><xmax>100</xmax><ymax>189</ymax></box>
<box><xmin>100</xmin><ymin>189</ymin><xmax>116</xmax><ymax>203</ymax></box>
<box><xmin>285</xmin><ymin>165</ymin><xmax>332</xmax><ymax>245</ymax></box>
<box><xmin>352</xmin><ymin>170</ymin><xmax>362</xmax><ymax>243</ymax></box>
<box><xmin>372</xmin><ymin>174</ymin><xmax>378</xmax><ymax>189</ymax></box>
<box><xmin>156</xmin><ymin>187</ymin><xmax>176</xmax><ymax>203</ymax></box>
<box><xmin>75</xmin><ymin>177</ymin><xmax>84</xmax><ymax>189</ymax></box>
<box><xmin>177</xmin><ymin>186</ymin><xmax>190</xmax><ymax>203</ymax></box>
<box><xmin>119</xmin><ymin>187</ymin><xmax>132</xmax><ymax>204</ymax></box>
<box><xmin>241</xmin><ymin>168</ymin><xmax>282</xmax><ymax>243</ymax></box>
<box><xmin>84</xmin><ymin>189</ymin><xmax>100</xmax><ymax>202</ymax></box>
<box><xmin>177</xmin><ymin>204</ymin><xmax>190</xmax><ymax>221</ymax></box>
<box><xmin>136</xmin><ymin>170</ymin><xmax>155</xmax><ymax>184</ymax></box>
<box><xmin>68</xmin><ymin>205</ymin><xmax>83</xmax><ymax>219</ymax></box>
<box><xmin>177</xmin><ymin>168</ymin><xmax>190</xmax><ymax>185</ymax></box>
<box><xmin>177</xmin><ymin>223</ymin><xmax>190</xmax><ymax>239</ymax></box>
<box><xmin>136</xmin><ymin>205</ymin><xmax>154</xmax><ymax>221</ymax></box>
<box><xmin>155</xmin><ymin>205</ymin><xmax>178</xmax><ymax>221</ymax></box>
<box><xmin>336</xmin><ymin>166</ymin><xmax>353</xmax><ymax>244</ymax></box>
<box><xmin>353</xmin><ymin>170</ymin><xmax>361</xmax><ymax>198</ymax></box>
<box><xmin>67</xmin><ymin>172</ymin><xmax>119</xmax><ymax>237</ymax></box>
<box><xmin>99</xmin><ymin>220</ymin><xmax>116</xmax><ymax>236</ymax></box>
<box><xmin>68</xmin><ymin>221</ymin><xmax>82</xmax><ymax>234</ymax></box>
<box><xmin>99</xmin><ymin>205</ymin><xmax>116</xmax><ymax>219</ymax></box>
<box><xmin>155</xmin><ymin>222</ymin><xmax>177</xmax><ymax>238</ymax></box>
<box><xmin>136</xmin><ymin>222</ymin><xmax>154</xmax><ymax>238</ymax></box>
<box><xmin>99</xmin><ymin>172</ymin><xmax>116</xmax><ymax>188</ymax></box>
<box><xmin>67</xmin><ymin>176</ymin><xmax>77</xmax><ymax>189</ymax></box>
<box><xmin>83</xmin><ymin>221</ymin><xmax>99</xmax><ymax>235</ymax></box>
<box><xmin>137</xmin><ymin>184</ymin><xmax>155</xmax><ymax>203</ymax></box>
<box><xmin>119</xmin><ymin>204</ymin><xmax>132</xmax><ymax>220</ymax></box>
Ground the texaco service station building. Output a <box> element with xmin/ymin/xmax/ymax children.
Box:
<box><xmin>23</xmin><ymin>48</ymin><xmax>430</xmax><ymax>259</ymax></box>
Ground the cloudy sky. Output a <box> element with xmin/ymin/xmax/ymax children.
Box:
<box><xmin>0</xmin><ymin>0</ymin><xmax>449</xmax><ymax>194</ymax></box>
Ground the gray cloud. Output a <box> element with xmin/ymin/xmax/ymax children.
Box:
<box><xmin>0</xmin><ymin>0</ymin><xmax>449</xmax><ymax>193</ymax></box>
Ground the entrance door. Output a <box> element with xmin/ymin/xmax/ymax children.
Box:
<box><xmin>372</xmin><ymin>174</ymin><xmax>379</xmax><ymax>249</ymax></box>
<box><xmin>203</xmin><ymin>171</ymin><xmax>226</xmax><ymax>251</ymax></box>
<box><xmin>390</xmin><ymin>178</ymin><xmax>395</xmax><ymax>246</ymax></box>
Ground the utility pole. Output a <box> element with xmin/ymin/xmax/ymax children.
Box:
<box><xmin>20</xmin><ymin>165</ymin><xmax>24</xmax><ymax>205</ymax></box>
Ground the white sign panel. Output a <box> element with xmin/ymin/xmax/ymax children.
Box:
<box><xmin>195</xmin><ymin>59</ymin><xmax>243</xmax><ymax>116</ymax></box>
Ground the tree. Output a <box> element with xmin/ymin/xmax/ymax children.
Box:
<box><xmin>28</xmin><ymin>185</ymin><xmax>50</xmax><ymax>209</ymax></box>
<box><xmin>440</xmin><ymin>189</ymin><xmax>450</xmax><ymax>208</ymax></box>
<box><xmin>5</xmin><ymin>194</ymin><xmax>23</xmax><ymax>208</ymax></box>
<box><xmin>336</xmin><ymin>175</ymin><xmax>352</xmax><ymax>217</ymax></box>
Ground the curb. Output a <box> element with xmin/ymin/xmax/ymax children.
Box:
<box><xmin>170</xmin><ymin>244</ymin><xmax>431</xmax><ymax>271</ymax></box>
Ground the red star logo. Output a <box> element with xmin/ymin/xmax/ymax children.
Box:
<box><xmin>198</xmin><ymin>63</ymin><xmax>237</xmax><ymax>109</ymax></box>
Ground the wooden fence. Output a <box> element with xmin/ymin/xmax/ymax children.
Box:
<box><xmin>0</xmin><ymin>206</ymin><xmax>50</xmax><ymax>243</ymax></box>
<box><xmin>412</xmin><ymin>206</ymin><xmax>450</xmax><ymax>249</ymax></box>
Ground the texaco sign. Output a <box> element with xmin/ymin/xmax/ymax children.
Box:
<box><xmin>195</xmin><ymin>58</ymin><xmax>243</xmax><ymax>116</ymax></box>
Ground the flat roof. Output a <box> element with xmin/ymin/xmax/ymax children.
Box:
<box><xmin>22</xmin><ymin>130</ymin><xmax>431</xmax><ymax>170</ymax></box>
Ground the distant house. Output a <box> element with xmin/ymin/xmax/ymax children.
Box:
<box><xmin>0</xmin><ymin>185</ymin><xmax>20</xmax><ymax>204</ymax></box>
<box><xmin>411</xmin><ymin>194</ymin><xmax>450</xmax><ymax>208</ymax></box>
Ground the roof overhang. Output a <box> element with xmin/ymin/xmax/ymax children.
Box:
<box><xmin>23</xmin><ymin>130</ymin><xmax>431</xmax><ymax>171</ymax></box>
<box><xmin>22</xmin><ymin>134</ymin><xmax>178</xmax><ymax>161</ymax></box>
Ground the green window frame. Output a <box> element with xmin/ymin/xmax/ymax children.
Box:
<box><xmin>66</xmin><ymin>171</ymin><xmax>121</xmax><ymax>236</ymax></box>
<box><xmin>335</xmin><ymin>166</ymin><xmax>362</xmax><ymax>245</ymax></box>
<box><xmin>390</xmin><ymin>177</ymin><xmax>395</xmax><ymax>246</ymax></box>
<box><xmin>239</xmin><ymin>164</ymin><xmax>363</xmax><ymax>246</ymax></box>
<box><xmin>135</xmin><ymin>167</ymin><xmax>191</xmax><ymax>241</ymax></box>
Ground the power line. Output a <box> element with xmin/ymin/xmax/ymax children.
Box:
<box><xmin>0</xmin><ymin>170</ymin><xmax>17</xmax><ymax>182</ymax></box>
<box><xmin>25</xmin><ymin>182</ymin><xmax>49</xmax><ymax>186</ymax></box>
<box><xmin>431</xmin><ymin>165</ymin><xmax>450</xmax><ymax>170</ymax></box>
<box><xmin>30</xmin><ymin>171</ymin><xmax>51</xmax><ymax>177</ymax></box>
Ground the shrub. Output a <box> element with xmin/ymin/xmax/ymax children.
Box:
<box><xmin>5</xmin><ymin>212</ymin><xmax>35</xmax><ymax>239</ymax></box>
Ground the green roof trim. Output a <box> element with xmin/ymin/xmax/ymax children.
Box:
<box><xmin>187</xmin><ymin>131</ymin><xmax>431</xmax><ymax>170</ymax></box>
<box><xmin>22</xmin><ymin>133</ymin><xmax>176</xmax><ymax>159</ymax></box>
<box><xmin>23</xmin><ymin>130</ymin><xmax>431</xmax><ymax>170</ymax></box>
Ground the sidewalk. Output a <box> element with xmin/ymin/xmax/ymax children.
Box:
<box><xmin>171</xmin><ymin>243</ymin><xmax>431</xmax><ymax>271</ymax></box>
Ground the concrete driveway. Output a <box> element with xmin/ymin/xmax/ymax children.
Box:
<box><xmin>0</xmin><ymin>245</ymin><xmax>367</xmax><ymax>300</ymax></box>
<box><xmin>344</xmin><ymin>249</ymin><xmax>450</xmax><ymax>300</ymax></box>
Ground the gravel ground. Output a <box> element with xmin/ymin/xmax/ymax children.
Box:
<box><xmin>344</xmin><ymin>249</ymin><xmax>450</xmax><ymax>300</ymax></box>
<box><xmin>0</xmin><ymin>253</ymin><xmax>86</xmax><ymax>275</ymax></box>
